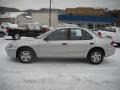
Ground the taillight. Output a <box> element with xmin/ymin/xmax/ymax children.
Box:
<box><xmin>6</xmin><ymin>28</ymin><xmax>10</xmax><ymax>32</ymax></box>
<box><xmin>111</xmin><ymin>41</ymin><xmax>116</xmax><ymax>47</ymax></box>
<box><xmin>97</xmin><ymin>32</ymin><xmax>103</xmax><ymax>38</ymax></box>
<box><xmin>111</xmin><ymin>41</ymin><xmax>114</xmax><ymax>46</ymax></box>
<box><xmin>43</xmin><ymin>28</ymin><xmax>49</xmax><ymax>32</ymax></box>
<box><xmin>98</xmin><ymin>32</ymin><xmax>102</xmax><ymax>36</ymax></box>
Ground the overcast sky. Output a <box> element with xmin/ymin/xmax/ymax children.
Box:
<box><xmin>0</xmin><ymin>0</ymin><xmax>120</xmax><ymax>10</ymax></box>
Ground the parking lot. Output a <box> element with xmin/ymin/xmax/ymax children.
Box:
<box><xmin>0</xmin><ymin>36</ymin><xmax>120</xmax><ymax>90</ymax></box>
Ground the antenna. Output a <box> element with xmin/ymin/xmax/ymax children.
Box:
<box><xmin>49</xmin><ymin>0</ymin><xmax>52</xmax><ymax>27</ymax></box>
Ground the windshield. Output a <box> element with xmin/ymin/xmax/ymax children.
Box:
<box><xmin>36</xmin><ymin>30</ymin><xmax>55</xmax><ymax>39</ymax></box>
<box><xmin>91</xmin><ymin>29</ymin><xmax>98</xmax><ymax>31</ymax></box>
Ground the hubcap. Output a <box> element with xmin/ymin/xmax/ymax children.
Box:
<box><xmin>20</xmin><ymin>51</ymin><xmax>31</xmax><ymax>62</ymax></box>
<box><xmin>15</xmin><ymin>34</ymin><xmax>19</xmax><ymax>39</ymax></box>
<box><xmin>91</xmin><ymin>52</ymin><xmax>102</xmax><ymax>63</ymax></box>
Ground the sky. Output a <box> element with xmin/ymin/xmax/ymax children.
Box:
<box><xmin>0</xmin><ymin>0</ymin><xmax>120</xmax><ymax>10</ymax></box>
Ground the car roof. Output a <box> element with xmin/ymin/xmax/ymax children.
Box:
<box><xmin>55</xmin><ymin>27</ymin><xmax>90</xmax><ymax>31</ymax></box>
<box><xmin>55</xmin><ymin>26</ymin><xmax>80</xmax><ymax>30</ymax></box>
<box><xmin>53</xmin><ymin>27</ymin><xmax>91</xmax><ymax>33</ymax></box>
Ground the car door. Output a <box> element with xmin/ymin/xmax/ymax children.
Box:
<box><xmin>68</xmin><ymin>28</ymin><xmax>95</xmax><ymax>58</ymax></box>
<box><xmin>38</xmin><ymin>29</ymin><xmax>69</xmax><ymax>57</ymax></box>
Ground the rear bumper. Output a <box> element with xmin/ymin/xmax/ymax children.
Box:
<box><xmin>112</xmin><ymin>42</ymin><xmax>120</xmax><ymax>46</ymax></box>
<box><xmin>105</xmin><ymin>47</ymin><xmax>115</xmax><ymax>57</ymax></box>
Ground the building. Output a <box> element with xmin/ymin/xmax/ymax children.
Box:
<box><xmin>65</xmin><ymin>7</ymin><xmax>105</xmax><ymax>16</ymax></box>
<box><xmin>0</xmin><ymin>8</ymin><xmax>64</xmax><ymax>27</ymax></box>
<box><xmin>1</xmin><ymin>7</ymin><xmax>118</xmax><ymax>29</ymax></box>
<box><xmin>58</xmin><ymin>15</ymin><xmax>116</xmax><ymax>29</ymax></box>
<box><xmin>59</xmin><ymin>7</ymin><xmax>117</xmax><ymax>29</ymax></box>
<box><xmin>0</xmin><ymin>12</ymin><xmax>32</xmax><ymax>26</ymax></box>
<box><xmin>15</xmin><ymin>14</ymin><xmax>32</xmax><ymax>26</ymax></box>
<box><xmin>0</xmin><ymin>12</ymin><xmax>24</xmax><ymax>24</ymax></box>
<box><xmin>31</xmin><ymin>11</ymin><xmax>59</xmax><ymax>27</ymax></box>
<box><xmin>0</xmin><ymin>11</ymin><xmax>59</xmax><ymax>27</ymax></box>
<box><xmin>106</xmin><ymin>10</ymin><xmax>120</xmax><ymax>27</ymax></box>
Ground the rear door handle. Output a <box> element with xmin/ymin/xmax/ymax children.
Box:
<box><xmin>62</xmin><ymin>43</ymin><xmax>67</xmax><ymax>45</ymax></box>
<box><xmin>90</xmin><ymin>43</ymin><xmax>94</xmax><ymax>45</ymax></box>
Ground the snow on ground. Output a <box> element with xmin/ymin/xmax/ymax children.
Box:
<box><xmin>0</xmin><ymin>36</ymin><xmax>120</xmax><ymax>90</ymax></box>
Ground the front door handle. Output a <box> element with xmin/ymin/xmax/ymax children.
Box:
<box><xmin>62</xmin><ymin>43</ymin><xmax>67</xmax><ymax>45</ymax></box>
<box><xmin>90</xmin><ymin>43</ymin><xmax>94</xmax><ymax>45</ymax></box>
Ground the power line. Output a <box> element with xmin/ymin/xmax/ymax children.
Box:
<box><xmin>49</xmin><ymin>0</ymin><xmax>51</xmax><ymax>27</ymax></box>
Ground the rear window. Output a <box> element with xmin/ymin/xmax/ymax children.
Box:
<box><xmin>89</xmin><ymin>29</ymin><xmax>103</xmax><ymax>38</ymax></box>
<box><xmin>104</xmin><ymin>28</ymin><xmax>116</xmax><ymax>33</ymax></box>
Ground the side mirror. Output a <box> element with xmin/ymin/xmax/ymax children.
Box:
<box><xmin>44</xmin><ymin>37</ymin><xmax>49</xmax><ymax>41</ymax></box>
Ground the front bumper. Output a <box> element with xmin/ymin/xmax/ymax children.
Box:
<box><xmin>6</xmin><ymin>47</ymin><xmax>17</xmax><ymax>58</ymax></box>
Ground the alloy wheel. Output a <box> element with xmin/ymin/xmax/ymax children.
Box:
<box><xmin>20</xmin><ymin>51</ymin><xmax>32</xmax><ymax>62</ymax></box>
<box><xmin>91</xmin><ymin>52</ymin><xmax>102</xmax><ymax>63</ymax></box>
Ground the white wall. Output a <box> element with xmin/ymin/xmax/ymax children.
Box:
<box><xmin>31</xmin><ymin>12</ymin><xmax>59</xmax><ymax>27</ymax></box>
<box><xmin>15</xmin><ymin>15</ymin><xmax>32</xmax><ymax>26</ymax></box>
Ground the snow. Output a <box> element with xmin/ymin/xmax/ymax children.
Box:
<box><xmin>25</xmin><ymin>16</ymin><xmax>32</xmax><ymax>19</ymax></box>
<box><xmin>0</xmin><ymin>12</ymin><xmax>25</xmax><ymax>18</ymax></box>
<box><xmin>0</xmin><ymin>36</ymin><xmax>120</xmax><ymax>90</ymax></box>
<box><xmin>1</xmin><ymin>22</ymin><xmax>18</xmax><ymax>28</ymax></box>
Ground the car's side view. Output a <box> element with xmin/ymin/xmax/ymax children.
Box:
<box><xmin>6</xmin><ymin>27</ymin><xmax>115</xmax><ymax>64</ymax></box>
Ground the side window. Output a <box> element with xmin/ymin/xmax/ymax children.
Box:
<box><xmin>70</xmin><ymin>29</ymin><xmax>93</xmax><ymax>40</ymax></box>
<box><xmin>71</xmin><ymin>29</ymin><xmax>82</xmax><ymax>40</ymax></box>
<box><xmin>44</xmin><ymin>29</ymin><xmax>67</xmax><ymax>40</ymax></box>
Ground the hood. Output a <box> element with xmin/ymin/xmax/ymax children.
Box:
<box><xmin>11</xmin><ymin>37</ymin><xmax>39</xmax><ymax>46</ymax></box>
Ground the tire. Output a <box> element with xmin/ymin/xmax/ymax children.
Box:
<box><xmin>0</xmin><ymin>32</ymin><xmax>4</xmax><ymax>37</ymax></box>
<box><xmin>87</xmin><ymin>49</ymin><xmax>104</xmax><ymax>65</ymax></box>
<box><xmin>12</xmin><ymin>33</ymin><xmax>21</xmax><ymax>40</ymax></box>
<box><xmin>17</xmin><ymin>48</ymin><xmax>36</xmax><ymax>63</ymax></box>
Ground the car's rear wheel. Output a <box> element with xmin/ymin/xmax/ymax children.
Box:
<box><xmin>12</xmin><ymin>33</ymin><xmax>21</xmax><ymax>40</ymax></box>
<box><xmin>17</xmin><ymin>48</ymin><xmax>36</xmax><ymax>63</ymax></box>
<box><xmin>87</xmin><ymin>49</ymin><xmax>104</xmax><ymax>64</ymax></box>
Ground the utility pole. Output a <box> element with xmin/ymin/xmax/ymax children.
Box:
<box><xmin>49</xmin><ymin>0</ymin><xmax>52</xmax><ymax>27</ymax></box>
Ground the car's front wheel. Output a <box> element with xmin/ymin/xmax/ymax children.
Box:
<box><xmin>87</xmin><ymin>49</ymin><xmax>104</xmax><ymax>64</ymax></box>
<box><xmin>17</xmin><ymin>48</ymin><xmax>36</xmax><ymax>63</ymax></box>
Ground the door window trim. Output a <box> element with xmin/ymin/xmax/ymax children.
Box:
<box><xmin>69</xmin><ymin>28</ymin><xmax>93</xmax><ymax>40</ymax></box>
<box><xmin>43</xmin><ymin>29</ymin><xmax>69</xmax><ymax>41</ymax></box>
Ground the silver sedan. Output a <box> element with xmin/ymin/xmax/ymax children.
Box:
<box><xmin>6</xmin><ymin>27</ymin><xmax>115</xmax><ymax>64</ymax></box>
